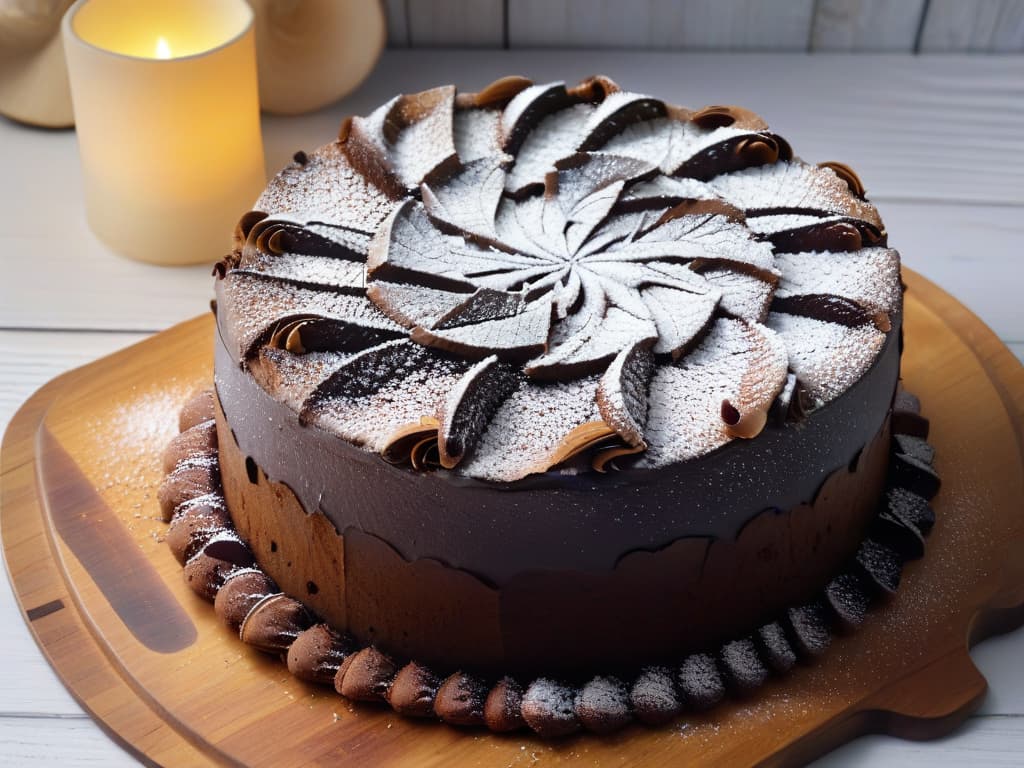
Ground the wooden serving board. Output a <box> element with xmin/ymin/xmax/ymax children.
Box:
<box><xmin>2</xmin><ymin>269</ymin><xmax>1023</xmax><ymax>767</ymax></box>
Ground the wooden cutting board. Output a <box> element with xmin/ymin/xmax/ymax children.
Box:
<box><xmin>2</xmin><ymin>269</ymin><xmax>1023</xmax><ymax>768</ymax></box>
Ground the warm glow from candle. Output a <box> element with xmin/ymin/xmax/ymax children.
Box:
<box><xmin>63</xmin><ymin>0</ymin><xmax>265</xmax><ymax>265</ymax></box>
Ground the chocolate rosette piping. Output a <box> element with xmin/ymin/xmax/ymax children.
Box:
<box><xmin>161</xmin><ymin>388</ymin><xmax>941</xmax><ymax>738</ymax></box>
<box><xmin>214</xmin><ymin>75</ymin><xmax>899</xmax><ymax>482</ymax></box>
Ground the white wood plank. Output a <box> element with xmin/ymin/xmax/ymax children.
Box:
<box><xmin>384</xmin><ymin>0</ymin><xmax>409</xmax><ymax>47</ymax></box>
<box><xmin>813</xmin><ymin>716</ymin><xmax>1024</xmax><ymax>766</ymax></box>
<box><xmin>0</xmin><ymin>332</ymin><xmax>153</xmax><ymax>720</ymax></box>
<box><xmin>811</xmin><ymin>0</ymin><xmax>927</xmax><ymax>51</ymax></box>
<box><xmin>508</xmin><ymin>0</ymin><xmax>816</xmax><ymax>50</ymax></box>
<box><xmin>260</xmin><ymin>51</ymin><xmax>1024</xmax><ymax>206</ymax></box>
<box><xmin>0</xmin><ymin>717</ymin><xmax>138</xmax><ymax>766</ymax></box>
<box><xmin>882</xmin><ymin>201</ymin><xmax>1024</xmax><ymax>344</ymax></box>
<box><xmin>919</xmin><ymin>0</ymin><xmax>1024</xmax><ymax>52</ymax></box>
<box><xmin>0</xmin><ymin>331</ymin><xmax>150</xmax><ymax>435</ymax></box>
<box><xmin>406</xmin><ymin>0</ymin><xmax>504</xmax><ymax>47</ymax></box>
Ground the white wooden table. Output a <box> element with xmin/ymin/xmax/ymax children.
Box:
<box><xmin>1</xmin><ymin>50</ymin><xmax>1022</xmax><ymax>767</ymax></box>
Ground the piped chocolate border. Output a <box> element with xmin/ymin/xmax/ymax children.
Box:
<box><xmin>158</xmin><ymin>387</ymin><xmax>940</xmax><ymax>738</ymax></box>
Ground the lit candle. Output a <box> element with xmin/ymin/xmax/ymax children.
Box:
<box><xmin>62</xmin><ymin>0</ymin><xmax>265</xmax><ymax>265</ymax></box>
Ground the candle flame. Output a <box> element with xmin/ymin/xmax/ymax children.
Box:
<box><xmin>155</xmin><ymin>37</ymin><xmax>172</xmax><ymax>59</ymax></box>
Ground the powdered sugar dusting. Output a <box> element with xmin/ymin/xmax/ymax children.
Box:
<box><xmin>775</xmin><ymin>249</ymin><xmax>901</xmax><ymax>314</ymax></box>
<box><xmin>256</xmin><ymin>142</ymin><xmax>394</xmax><ymax>234</ymax></box>
<box><xmin>766</xmin><ymin>312</ymin><xmax>885</xmax><ymax>405</ymax></box>
<box><xmin>461</xmin><ymin>376</ymin><xmax>602</xmax><ymax>482</ymax></box>
<box><xmin>221</xmin><ymin>74</ymin><xmax>901</xmax><ymax>479</ymax></box>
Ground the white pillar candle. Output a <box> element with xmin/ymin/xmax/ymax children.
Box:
<box><xmin>62</xmin><ymin>0</ymin><xmax>265</xmax><ymax>265</ymax></box>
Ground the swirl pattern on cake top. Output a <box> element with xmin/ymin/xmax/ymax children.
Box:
<box><xmin>215</xmin><ymin>75</ymin><xmax>901</xmax><ymax>482</ymax></box>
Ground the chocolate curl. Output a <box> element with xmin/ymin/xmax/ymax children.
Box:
<box><xmin>214</xmin><ymin>569</ymin><xmax>278</xmax><ymax>630</ymax></box>
<box><xmin>457</xmin><ymin>75</ymin><xmax>534</xmax><ymax>109</ymax></box>
<box><xmin>380</xmin><ymin>417</ymin><xmax>441</xmax><ymax>469</ymax></box>
<box><xmin>484</xmin><ymin>677</ymin><xmax>526</xmax><ymax>732</ymax></box>
<box><xmin>287</xmin><ymin>624</ymin><xmax>353</xmax><ymax>685</ymax></box>
<box><xmin>720</xmin><ymin>398</ymin><xmax>768</xmax><ymax>440</ymax></box>
<box><xmin>233</xmin><ymin>211</ymin><xmax>269</xmax><ymax>252</ymax></box>
<box><xmin>548</xmin><ymin>420</ymin><xmax>619</xmax><ymax>469</ymax></box>
<box><xmin>336</xmin><ymin>646</ymin><xmax>397</xmax><ymax>702</ymax></box>
<box><xmin>819</xmin><ymin>161</ymin><xmax>867</xmax><ymax>199</ymax></box>
<box><xmin>434</xmin><ymin>672</ymin><xmax>488</xmax><ymax>727</ymax></box>
<box><xmin>521</xmin><ymin>679</ymin><xmax>581</xmax><ymax>738</ymax></box>
<box><xmin>239</xmin><ymin>594</ymin><xmax>312</xmax><ymax>654</ymax></box>
<box><xmin>692</xmin><ymin>104</ymin><xmax>768</xmax><ymax>131</ymax></box>
<box><xmin>388</xmin><ymin>662</ymin><xmax>442</xmax><ymax>718</ymax></box>
<box><xmin>269</xmin><ymin>318</ymin><xmax>313</xmax><ymax>353</ymax></box>
<box><xmin>575</xmin><ymin>676</ymin><xmax>632</xmax><ymax>734</ymax></box>
<box><xmin>567</xmin><ymin>74</ymin><xmax>621</xmax><ymax>102</ymax></box>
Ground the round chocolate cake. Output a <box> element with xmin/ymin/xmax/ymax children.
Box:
<box><xmin>160</xmin><ymin>75</ymin><xmax>942</xmax><ymax>736</ymax></box>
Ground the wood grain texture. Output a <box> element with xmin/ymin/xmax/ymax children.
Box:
<box><xmin>811</xmin><ymin>0</ymin><xmax>927</xmax><ymax>51</ymax></box>
<box><xmin>508</xmin><ymin>0</ymin><xmax>817</xmax><ymax>50</ymax></box>
<box><xmin>2</xmin><ymin>272</ymin><xmax>1023</xmax><ymax>767</ymax></box>
<box><xmin>920</xmin><ymin>0</ymin><xmax>1024</xmax><ymax>52</ymax></box>
<box><xmin>406</xmin><ymin>0</ymin><xmax>504</xmax><ymax>46</ymax></box>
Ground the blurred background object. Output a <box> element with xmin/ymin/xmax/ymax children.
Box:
<box><xmin>0</xmin><ymin>0</ymin><xmax>75</xmax><ymax>127</ymax></box>
<box><xmin>250</xmin><ymin>0</ymin><xmax>386</xmax><ymax>114</ymax></box>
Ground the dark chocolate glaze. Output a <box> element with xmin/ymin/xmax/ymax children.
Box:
<box><xmin>214</xmin><ymin>311</ymin><xmax>901</xmax><ymax>588</ymax></box>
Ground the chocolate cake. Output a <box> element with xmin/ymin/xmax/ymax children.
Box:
<box><xmin>159</xmin><ymin>75</ymin><xmax>941</xmax><ymax>736</ymax></box>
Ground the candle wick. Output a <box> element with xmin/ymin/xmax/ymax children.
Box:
<box><xmin>155</xmin><ymin>37</ymin><xmax>172</xmax><ymax>60</ymax></box>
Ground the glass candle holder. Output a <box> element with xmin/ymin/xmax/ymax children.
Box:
<box><xmin>62</xmin><ymin>0</ymin><xmax>265</xmax><ymax>265</ymax></box>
